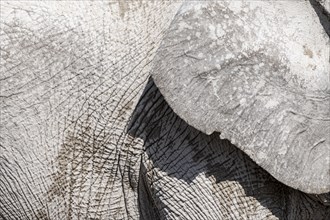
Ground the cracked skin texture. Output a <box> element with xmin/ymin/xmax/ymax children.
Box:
<box><xmin>151</xmin><ymin>1</ymin><xmax>330</xmax><ymax>194</ymax></box>
<box><xmin>0</xmin><ymin>1</ymin><xmax>183</xmax><ymax>219</ymax></box>
<box><xmin>1</xmin><ymin>0</ymin><xmax>330</xmax><ymax>219</ymax></box>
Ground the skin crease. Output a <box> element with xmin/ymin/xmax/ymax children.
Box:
<box><xmin>0</xmin><ymin>1</ymin><xmax>329</xmax><ymax>220</ymax></box>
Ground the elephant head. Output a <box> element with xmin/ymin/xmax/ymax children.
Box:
<box><xmin>0</xmin><ymin>0</ymin><xmax>329</xmax><ymax>219</ymax></box>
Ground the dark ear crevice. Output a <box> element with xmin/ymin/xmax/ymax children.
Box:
<box><xmin>307</xmin><ymin>193</ymin><xmax>330</xmax><ymax>206</ymax></box>
<box><xmin>137</xmin><ymin>156</ymin><xmax>161</xmax><ymax>220</ymax></box>
<box><xmin>309</xmin><ymin>0</ymin><xmax>330</xmax><ymax>37</ymax></box>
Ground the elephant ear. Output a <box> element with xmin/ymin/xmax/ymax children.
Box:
<box><xmin>151</xmin><ymin>1</ymin><xmax>330</xmax><ymax>194</ymax></box>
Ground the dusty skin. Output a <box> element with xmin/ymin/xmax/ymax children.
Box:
<box><xmin>1</xmin><ymin>0</ymin><xmax>330</xmax><ymax>219</ymax></box>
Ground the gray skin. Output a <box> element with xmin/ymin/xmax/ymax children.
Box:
<box><xmin>314</xmin><ymin>0</ymin><xmax>330</xmax><ymax>16</ymax></box>
<box><xmin>0</xmin><ymin>1</ymin><xmax>329</xmax><ymax>220</ymax></box>
<box><xmin>151</xmin><ymin>0</ymin><xmax>330</xmax><ymax>194</ymax></box>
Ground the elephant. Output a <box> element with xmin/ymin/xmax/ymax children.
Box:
<box><xmin>151</xmin><ymin>0</ymin><xmax>330</xmax><ymax>194</ymax></box>
<box><xmin>0</xmin><ymin>0</ymin><xmax>329</xmax><ymax>219</ymax></box>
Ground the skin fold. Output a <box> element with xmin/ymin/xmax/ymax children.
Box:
<box><xmin>130</xmin><ymin>79</ymin><xmax>330</xmax><ymax>220</ymax></box>
<box><xmin>0</xmin><ymin>1</ymin><xmax>329</xmax><ymax>219</ymax></box>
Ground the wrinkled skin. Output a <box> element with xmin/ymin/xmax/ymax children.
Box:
<box><xmin>1</xmin><ymin>1</ymin><xmax>182</xmax><ymax>218</ymax></box>
<box><xmin>151</xmin><ymin>0</ymin><xmax>330</xmax><ymax>194</ymax></box>
<box><xmin>0</xmin><ymin>1</ymin><xmax>329</xmax><ymax>220</ymax></box>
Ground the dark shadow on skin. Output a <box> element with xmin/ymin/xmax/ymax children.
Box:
<box><xmin>137</xmin><ymin>160</ymin><xmax>162</xmax><ymax>220</ymax></box>
<box><xmin>129</xmin><ymin>78</ymin><xmax>330</xmax><ymax>219</ymax></box>
<box><xmin>309</xmin><ymin>0</ymin><xmax>330</xmax><ymax>37</ymax></box>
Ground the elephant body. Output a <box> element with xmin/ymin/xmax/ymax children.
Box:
<box><xmin>1</xmin><ymin>1</ymin><xmax>329</xmax><ymax>219</ymax></box>
<box><xmin>1</xmin><ymin>1</ymin><xmax>181</xmax><ymax>218</ymax></box>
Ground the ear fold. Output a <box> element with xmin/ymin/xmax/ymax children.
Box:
<box><xmin>151</xmin><ymin>1</ymin><xmax>330</xmax><ymax>194</ymax></box>
<box><xmin>314</xmin><ymin>0</ymin><xmax>330</xmax><ymax>15</ymax></box>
